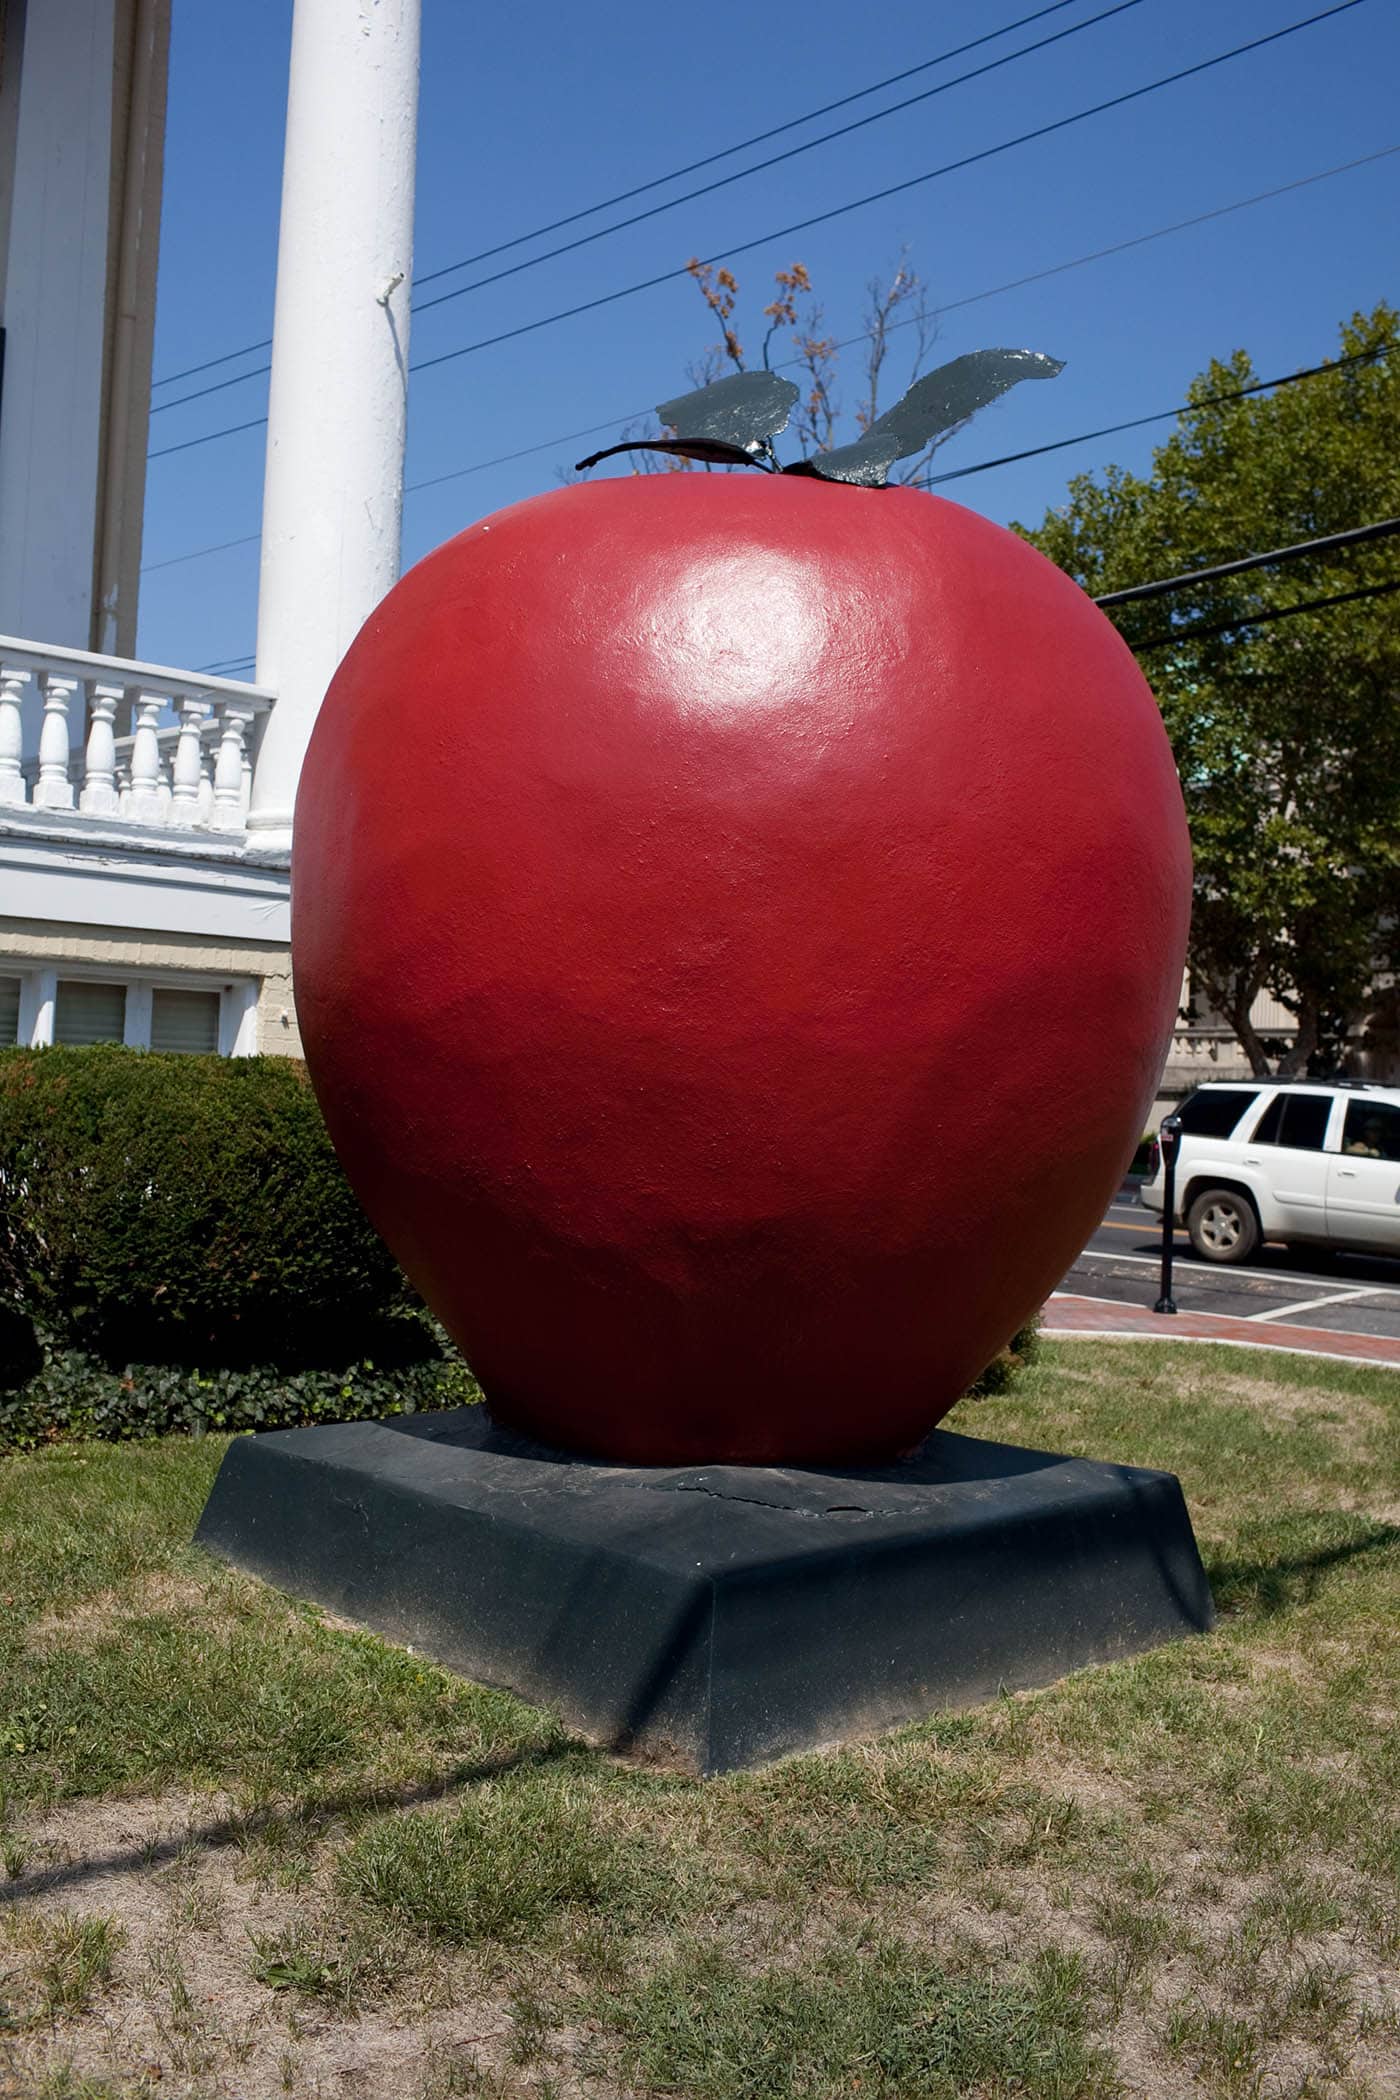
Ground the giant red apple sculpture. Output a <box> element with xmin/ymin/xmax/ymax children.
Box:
<box><xmin>292</xmin><ymin>356</ymin><xmax>1190</xmax><ymax>1465</ymax></box>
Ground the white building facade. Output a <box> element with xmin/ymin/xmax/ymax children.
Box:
<box><xmin>0</xmin><ymin>0</ymin><xmax>418</xmax><ymax>1059</ymax></box>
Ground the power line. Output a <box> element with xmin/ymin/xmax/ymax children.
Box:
<box><xmin>412</xmin><ymin>0</ymin><xmax>1149</xmax><ymax>322</ymax></box>
<box><xmin>143</xmin><ymin>532</ymin><xmax>262</xmax><ymax>575</ymax></box>
<box><xmin>151</xmin><ymin>340</ymin><xmax>272</xmax><ymax>395</ymax></box>
<box><xmin>1129</xmin><ymin>576</ymin><xmax>1400</xmax><ymax>649</ymax></box>
<box><xmin>146</xmin><ymin>0</ymin><xmax>1099</xmax><ymax>396</ymax></box>
<box><xmin>148</xmin><ymin>4</ymin><xmax>1371</xmax><ymax>463</ymax></box>
<box><xmin>151</xmin><ymin>370</ymin><xmax>269</xmax><ymax>418</ymax></box>
<box><xmin>391</xmin><ymin>149</ymin><xmax>1399</xmax><ymax>502</ymax></box>
<box><xmin>140</xmin><ymin>339</ymin><xmax>1395</xmax><ymax>578</ymax></box>
<box><xmin>150</xmin><ymin>0</ymin><xmax>1148</xmax><ymax>417</ymax></box>
<box><xmin>149</xmin><ymin>414</ymin><xmax>268</xmax><ymax>463</ymax></box>
<box><xmin>409</xmin><ymin>3</ymin><xmax>1368</xmax><ymax>380</ymax></box>
<box><xmin>181</xmin><ymin>515</ymin><xmax>1400</xmax><ymax>674</ymax></box>
<box><xmin>417</xmin><ymin>0</ymin><xmax>1092</xmax><ymax>291</ymax></box>
<box><xmin>918</xmin><ymin>344</ymin><xmax>1391</xmax><ymax>489</ymax></box>
<box><xmin>1094</xmin><ymin>515</ymin><xmax>1400</xmax><ymax>606</ymax></box>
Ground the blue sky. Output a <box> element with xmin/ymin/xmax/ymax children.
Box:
<box><xmin>139</xmin><ymin>0</ymin><xmax>1399</xmax><ymax>674</ymax></box>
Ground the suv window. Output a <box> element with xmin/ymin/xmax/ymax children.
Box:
<box><xmin>1341</xmin><ymin>1100</ymin><xmax>1400</xmax><ymax>1163</ymax></box>
<box><xmin>1250</xmin><ymin>1093</ymin><xmax>1333</xmax><ymax>1151</ymax></box>
<box><xmin>1177</xmin><ymin>1089</ymin><xmax>1261</xmax><ymax>1139</ymax></box>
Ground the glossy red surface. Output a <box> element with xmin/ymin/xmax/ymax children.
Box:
<box><xmin>292</xmin><ymin>476</ymin><xmax>1190</xmax><ymax>1464</ymax></box>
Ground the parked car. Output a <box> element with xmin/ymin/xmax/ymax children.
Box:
<box><xmin>1140</xmin><ymin>1080</ymin><xmax>1400</xmax><ymax>1264</ymax></box>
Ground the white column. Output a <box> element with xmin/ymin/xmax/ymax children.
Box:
<box><xmin>123</xmin><ymin>979</ymin><xmax>153</xmax><ymax>1049</ymax></box>
<box><xmin>0</xmin><ymin>0</ymin><xmax>115</xmax><ymax>658</ymax></box>
<box><xmin>22</xmin><ymin>969</ymin><xmax>57</xmax><ymax>1048</ymax></box>
<box><xmin>247</xmin><ymin>0</ymin><xmax>420</xmax><ymax>849</ymax></box>
<box><xmin>222</xmin><ymin>981</ymin><xmax>261</xmax><ymax>1057</ymax></box>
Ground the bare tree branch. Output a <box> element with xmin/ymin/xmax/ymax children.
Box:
<box><xmin>858</xmin><ymin>254</ymin><xmax>928</xmax><ymax>432</ymax></box>
<box><xmin>664</xmin><ymin>249</ymin><xmax>957</xmax><ymax>479</ymax></box>
<box><xmin>687</xmin><ymin>260</ymin><xmax>745</xmax><ymax>373</ymax></box>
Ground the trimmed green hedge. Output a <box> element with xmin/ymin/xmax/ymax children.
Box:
<box><xmin>0</xmin><ymin>1045</ymin><xmax>478</xmax><ymax>1449</ymax></box>
<box><xmin>0</xmin><ymin>1323</ymin><xmax>481</xmax><ymax>1453</ymax></box>
<box><xmin>0</xmin><ymin>1046</ymin><xmax>407</xmax><ymax>1368</ymax></box>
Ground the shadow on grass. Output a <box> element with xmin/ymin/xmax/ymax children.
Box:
<box><xmin>0</xmin><ymin>1736</ymin><xmax>579</xmax><ymax>1906</ymax></box>
<box><xmin>1208</xmin><ymin>1521</ymin><xmax>1399</xmax><ymax>1619</ymax></box>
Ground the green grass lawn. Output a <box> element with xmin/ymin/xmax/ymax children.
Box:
<box><xmin>0</xmin><ymin>1339</ymin><xmax>1396</xmax><ymax>2100</ymax></box>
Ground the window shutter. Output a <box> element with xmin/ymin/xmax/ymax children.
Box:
<box><xmin>0</xmin><ymin>977</ymin><xmax>20</xmax><ymax>1046</ymax></box>
<box><xmin>150</xmin><ymin>987</ymin><xmax>221</xmax><ymax>1055</ymax></box>
<box><xmin>54</xmin><ymin>981</ymin><xmax>126</xmax><ymax>1045</ymax></box>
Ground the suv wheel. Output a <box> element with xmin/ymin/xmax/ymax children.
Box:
<box><xmin>1187</xmin><ymin>1188</ymin><xmax>1260</xmax><ymax>1265</ymax></box>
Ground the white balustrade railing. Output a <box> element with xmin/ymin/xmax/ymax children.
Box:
<box><xmin>0</xmin><ymin>636</ymin><xmax>274</xmax><ymax>837</ymax></box>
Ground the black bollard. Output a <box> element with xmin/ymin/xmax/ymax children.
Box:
<box><xmin>1154</xmin><ymin>1112</ymin><xmax>1183</xmax><ymax>1315</ymax></box>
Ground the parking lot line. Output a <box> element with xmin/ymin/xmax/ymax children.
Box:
<box><xmin>1244</xmin><ymin>1288</ymin><xmax>1374</xmax><ymax>1323</ymax></box>
<box><xmin>1070</xmin><ymin>1246</ymin><xmax>1400</xmax><ymax>1301</ymax></box>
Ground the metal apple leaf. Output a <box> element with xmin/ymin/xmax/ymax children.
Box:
<box><xmin>657</xmin><ymin>371</ymin><xmax>800</xmax><ymax>454</ymax></box>
<box><xmin>796</xmin><ymin>348</ymin><xmax>1064</xmax><ymax>487</ymax></box>
<box><xmin>577</xmin><ymin>371</ymin><xmax>799</xmax><ymax>474</ymax></box>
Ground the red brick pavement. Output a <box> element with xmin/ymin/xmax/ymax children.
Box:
<box><xmin>1046</xmin><ymin>1292</ymin><xmax>1400</xmax><ymax>1369</ymax></box>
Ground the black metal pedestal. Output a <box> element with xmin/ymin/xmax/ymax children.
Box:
<box><xmin>195</xmin><ymin>1406</ymin><xmax>1214</xmax><ymax>1774</ymax></box>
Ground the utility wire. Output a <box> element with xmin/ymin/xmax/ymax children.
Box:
<box><xmin>412</xmin><ymin>0</ymin><xmax>1149</xmax><ymax>321</ymax></box>
<box><xmin>393</xmin><ymin>149</ymin><xmax>1399</xmax><ymax>502</ymax></box>
<box><xmin>149</xmin><ymin>414</ymin><xmax>269</xmax><ymax>463</ymax></box>
<box><xmin>191</xmin><ymin>515</ymin><xmax>1400</xmax><ymax>672</ymax></box>
<box><xmin>152</xmin><ymin>344</ymin><xmax>271</xmax><ymax>395</ymax></box>
<box><xmin>147</xmin><ymin>4</ymin><xmax>1371</xmax><ymax>461</ymax></box>
<box><xmin>141</xmin><ymin>340</ymin><xmax>1395</xmax><ymax>576</ymax></box>
<box><xmin>1128</xmin><ymin>577</ymin><xmax>1400</xmax><ymax>649</ymax></box>
<box><xmin>1094</xmin><ymin>515</ymin><xmax>1400</xmax><ymax>606</ymax></box>
<box><xmin>144</xmin><ymin>532</ymin><xmax>262</xmax><ymax>575</ymax></box>
<box><xmin>183</xmin><ymin>490</ymin><xmax>1400</xmax><ymax>686</ymax></box>
<box><xmin>918</xmin><ymin>344</ymin><xmax>1391</xmax><ymax>489</ymax></box>
<box><xmin>151</xmin><ymin>0</ymin><xmax>1149</xmax><ymax>417</ymax></box>
<box><xmin>409</xmin><ymin>3</ymin><xmax>1367</xmax><ymax>380</ymax></box>
<box><xmin>415</xmin><ymin>0</ymin><xmax>1091</xmax><ymax>289</ymax></box>
<box><xmin>146</xmin><ymin>0</ymin><xmax>1099</xmax><ymax>396</ymax></box>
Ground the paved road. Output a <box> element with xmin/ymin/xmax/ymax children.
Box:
<box><xmin>1061</xmin><ymin>1185</ymin><xmax>1400</xmax><ymax>1343</ymax></box>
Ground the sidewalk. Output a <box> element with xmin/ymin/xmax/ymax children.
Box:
<box><xmin>1046</xmin><ymin>1292</ymin><xmax>1400</xmax><ymax>1369</ymax></box>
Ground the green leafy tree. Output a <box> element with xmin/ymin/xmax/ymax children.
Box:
<box><xmin>1018</xmin><ymin>305</ymin><xmax>1400</xmax><ymax>1075</ymax></box>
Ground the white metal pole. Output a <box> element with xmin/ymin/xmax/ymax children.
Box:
<box><xmin>247</xmin><ymin>0</ymin><xmax>420</xmax><ymax>849</ymax></box>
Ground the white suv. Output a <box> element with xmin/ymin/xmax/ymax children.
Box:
<box><xmin>1140</xmin><ymin>1080</ymin><xmax>1400</xmax><ymax>1264</ymax></box>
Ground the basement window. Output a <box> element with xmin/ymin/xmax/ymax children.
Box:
<box><xmin>0</xmin><ymin>977</ymin><xmax>19</xmax><ymax>1046</ymax></box>
<box><xmin>54</xmin><ymin>979</ymin><xmax>126</xmax><ymax>1046</ymax></box>
<box><xmin>150</xmin><ymin>987</ymin><xmax>221</xmax><ymax>1055</ymax></box>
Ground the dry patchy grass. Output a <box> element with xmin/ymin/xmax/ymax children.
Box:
<box><xmin>0</xmin><ymin>1339</ymin><xmax>1396</xmax><ymax>2098</ymax></box>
